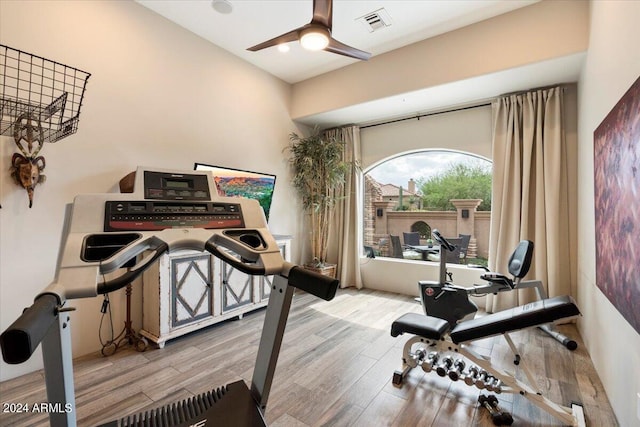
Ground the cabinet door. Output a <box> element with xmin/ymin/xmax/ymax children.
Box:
<box><xmin>171</xmin><ymin>254</ymin><xmax>213</xmax><ymax>327</ymax></box>
<box><xmin>221</xmin><ymin>261</ymin><xmax>253</xmax><ymax>312</ymax></box>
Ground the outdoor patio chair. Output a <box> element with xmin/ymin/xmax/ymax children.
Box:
<box><xmin>458</xmin><ymin>234</ymin><xmax>471</xmax><ymax>263</ymax></box>
<box><xmin>403</xmin><ymin>232</ymin><xmax>421</xmax><ymax>246</ymax></box>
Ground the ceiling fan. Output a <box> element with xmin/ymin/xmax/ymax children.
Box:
<box><xmin>247</xmin><ymin>0</ymin><xmax>371</xmax><ymax>61</ymax></box>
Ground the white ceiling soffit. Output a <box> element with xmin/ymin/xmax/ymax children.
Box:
<box><xmin>296</xmin><ymin>53</ymin><xmax>586</xmax><ymax>128</ymax></box>
<box><xmin>135</xmin><ymin>0</ymin><xmax>540</xmax><ymax>84</ymax></box>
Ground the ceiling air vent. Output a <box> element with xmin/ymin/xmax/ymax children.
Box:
<box><xmin>357</xmin><ymin>8</ymin><xmax>392</xmax><ymax>33</ymax></box>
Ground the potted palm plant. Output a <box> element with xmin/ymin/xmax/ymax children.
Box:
<box><xmin>287</xmin><ymin>128</ymin><xmax>348</xmax><ymax>277</ymax></box>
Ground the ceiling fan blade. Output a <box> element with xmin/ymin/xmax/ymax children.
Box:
<box><xmin>326</xmin><ymin>38</ymin><xmax>371</xmax><ymax>61</ymax></box>
<box><xmin>247</xmin><ymin>0</ymin><xmax>369</xmax><ymax>61</ymax></box>
<box><xmin>311</xmin><ymin>0</ymin><xmax>332</xmax><ymax>29</ymax></box>
<box><xmin>247</xmin><ymin>29</ymin><xmax>300</xmax><ymax>51</ymax></box>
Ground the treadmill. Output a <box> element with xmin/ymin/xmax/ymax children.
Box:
<box><xmin>0</xmin><ymin>166</ymin><xmax>339</xmax><ymax>427</ymax></box>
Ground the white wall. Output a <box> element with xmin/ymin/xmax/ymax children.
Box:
<box><xmin>0</xmin><ymin>0</ymin><xmax>301</xmax><ymax>381</ymax></box>
<box><xmin>360</xmin><ymin>257</ymin><xmax>486</xmax><ymax>302</ymax></box>
<box><xmin>577</xmin><ymin>2</ymin><xmax>640</xmax><ymax>426</ymax></box>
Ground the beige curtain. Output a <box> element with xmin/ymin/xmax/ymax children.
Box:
<box><xmin>487</xmin><ymin>86</ymin><xmax>571</xmax><ymax>312</ymax></box>
<box><xmin>324</xmin><ymin>125</ymin><xmax>363</xmax><ymax>288</ymax></box>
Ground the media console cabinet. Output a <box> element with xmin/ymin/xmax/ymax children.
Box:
<box><xmin>140</xmin><ymin>235</ymin><xmax>292</xmax><ymax>348</ymax></box>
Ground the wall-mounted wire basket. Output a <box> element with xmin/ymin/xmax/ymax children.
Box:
<box><xmin>0</xmin><ymin>44</ymin><xmax>91</xmax><ymax>144</ymax></box>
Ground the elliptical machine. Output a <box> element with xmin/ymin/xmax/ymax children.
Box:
<box><xmin>419</xmin><ymin>229</ymin><xmax>577</xmax><ymax>350</ymax></box>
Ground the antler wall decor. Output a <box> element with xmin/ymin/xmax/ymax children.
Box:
<box><xmin>1</xmin><ymin>44</ymin><xmax>91</xmax><ymax>208</ymax></box>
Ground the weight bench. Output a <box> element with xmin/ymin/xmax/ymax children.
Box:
<box><xmin>391</xmin><ymin>295</ymin><xmax>586</xmax><ymax>426</ymax></box>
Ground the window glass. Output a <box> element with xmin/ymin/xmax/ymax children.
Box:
<box><xmin>363</xmin><ymin>150</ymin><xmax>491</xmax><ymax>264</ymax></box>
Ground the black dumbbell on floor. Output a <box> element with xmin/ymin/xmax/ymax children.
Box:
<box><xmin>478</xmin><ymin>394</ymin><xmax>513</xmax><ymax>426</ymax></box>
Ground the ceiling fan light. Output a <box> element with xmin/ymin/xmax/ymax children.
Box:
<box><xmin>300</xmin><ymin>27</ymin><xmax>330</xmax><ymax>51</ymax></box>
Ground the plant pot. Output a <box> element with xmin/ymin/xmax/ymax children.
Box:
<box><xmin>303</xmin><ymin>263</ymin><xmax>337</xmax><ymax>279</ymax></box>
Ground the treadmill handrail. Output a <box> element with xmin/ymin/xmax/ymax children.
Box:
<box><xmin>0</xmin><ymin>294</ymin><xmax>60</xmax><ymax>364</ymax></box>
<box><xmin>286</xmin><ymin>265</ymin><xmax>339</xmax><ymax>301</ymax></box>
<box><xmin>0</xmin><ymin>226</ymin><xmax>340</xmax><ymax>368</ymax></box>
<box><xmin>98</xmin><ymin>235</ymin><xmax>167</xmax><ymax>275</ymax></box>
<box><xmin>97</xmin><ymin>238</ymin><xmax>169</xmax><ymax>294</ymax></box>
<box><xmin>96</xmin><ymin>228</ymin><xmax>285</xmax><ymax>294</ymax></box>
<box><xmin>205</xmin><ymin>240</ymin><xmax>267</xmax><ymax>276</ymax></box>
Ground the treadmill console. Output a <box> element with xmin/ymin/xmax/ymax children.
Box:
<box><xmin>104</xmin><ymin>201</ymin><xmax>243</xmax><ymax>231</ymax></box>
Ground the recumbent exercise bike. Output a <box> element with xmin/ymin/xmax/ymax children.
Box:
<box><xmin>419</xmin><ymin>229</ymin><xmax>577</xmax><ymax>350</ymax></box>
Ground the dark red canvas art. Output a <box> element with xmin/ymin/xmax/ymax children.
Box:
<box><xmin>593</xmin><ymin>75</ymin><xmax>640</xmax><ymax>334</ymax></box>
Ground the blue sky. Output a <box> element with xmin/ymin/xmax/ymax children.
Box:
<box><xmin>366</xmin><ymin>150</ymin><xmax>491</xmax><ymax>189</ymax></box>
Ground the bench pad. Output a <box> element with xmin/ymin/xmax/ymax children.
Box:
<box><xmin>391</xmin><ymin>313</ymin><xmax>450</xmax><ymax>339</ymax></box>
<box><xmin>450</xmin><ymin>295</ymin><xmax>580</xmax><ymax>344</ymax></box>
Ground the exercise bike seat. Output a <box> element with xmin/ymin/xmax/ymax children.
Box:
<box><xmin>480</xmin><ymin>240</ymin><xmax>534</xmax><ymax>290</ymax></box>
<box><xmin>507</xmin><ymin>240</ymin><xmax>534</xmax><ymax>278</ymax></box>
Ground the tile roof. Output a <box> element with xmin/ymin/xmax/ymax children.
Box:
<box><xmin>379</xmin><ymin>183</ymin><xmax>417</xmax><ymax>198</ymax></box>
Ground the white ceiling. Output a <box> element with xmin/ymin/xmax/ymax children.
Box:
<box><xmin>136</xmin><ymin>0</ymin><xmax>541</xmax><ymax>83</ymax></box>
<box><xmin>135</xmin><ymin>0</ymin><xmax>583</xmax><ymax>127</ymax></box>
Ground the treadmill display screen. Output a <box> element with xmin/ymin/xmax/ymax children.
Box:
<box><xmin>164</xmin><ymin>179</ymin><xmax>191</xmax><ymax>189</ymax></box>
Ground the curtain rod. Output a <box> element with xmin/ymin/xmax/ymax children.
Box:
<box><xmin>359</xmin><ymin>102</ymin><xmax>492</xmax><ymax>130</ymax></box>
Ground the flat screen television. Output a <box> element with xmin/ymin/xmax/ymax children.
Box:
<box><xmin>194</xmin><ymin>162</ymin><xmax>276</xmax><ymax>222</ymax></box>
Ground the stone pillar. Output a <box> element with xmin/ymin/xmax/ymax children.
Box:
<box><xmin>364</xmin><ymin>176</ymin><xmax>382</xmax><ymax>247</ymax></box>
<box><xmin>373</xmin><ymin>200</ymin><xmax>396</xmax><ymax>235</ymax></box>
<box><xmin>450</xmin><ymin>199</ymin><xmax>482</xmax><ymax>258</ymax></box>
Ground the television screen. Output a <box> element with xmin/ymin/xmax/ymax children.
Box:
<box><xmin>194</xmin><ymin>163</ymin><xmax>276</xmax><ymax>222</ymax></box>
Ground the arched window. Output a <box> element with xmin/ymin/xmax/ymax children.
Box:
<box><xmin>363</xmin><ymin>150</ymin><xmax>491</xmax><ymax>262</ymax></box>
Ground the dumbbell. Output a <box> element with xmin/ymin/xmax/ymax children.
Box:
<box><xmin>478</xmin><ymin>394</ymin><xmax>513</xmax><ymax>426</ymax></box>
<box><xmin>421</xmin><ymin>352</ymin><xmax>439</xmax><ymax>373</ymax></box>
<box><xmin>484</xmin><ymin>374</ymin><xmax>497</xmax><ymax>391</ymax></box>
<box><xmin>464</xmin><ymin>365</ymin><xmax>480</xmax><ymax>386</ymax></box>
<box><xmin>448</xmin><ymin>358</ymin><xmax>466</xmax><ymax>381</ymax></box>
<box><xmin>491</xmin><ymin>379</ymin><xmax>503</xmax><ymax>394</ymax></box>
<box><xmin>435</xmin><ymin>355</ymin><xmax>453</xmax><ymax>377</ymax></box>
<box><xmin>411</xmin><ymin>347</ymin><xmax>427</xmax><ymax>366</ymax></box>
<box><xmin>475</xmin><ymin>369</ymin><xmax>489</xmax><ymax>389</ymax></box>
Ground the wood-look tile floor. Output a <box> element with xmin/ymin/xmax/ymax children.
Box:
<box><xmin>0</xmin><ymin>288</ymin><xmax>617</xmax><ymax>426</ymax></box>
